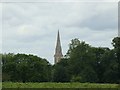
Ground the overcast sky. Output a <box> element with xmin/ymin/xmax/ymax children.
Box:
<box><xmin>1</xmin><ymin>0</ymin><xmax>118</xmax><ymax>64</ymax></box>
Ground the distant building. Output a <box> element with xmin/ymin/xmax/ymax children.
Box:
<box><xmin>54</xmin><ymin>30</ymin><xmax>63</xmax><ymax>64</ymax></box>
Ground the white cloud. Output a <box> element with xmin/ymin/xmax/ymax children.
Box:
<box><xmin>0</xmin><ymin>3</ymin><xmax>2</xmax><ymax>53</ymax></box>
<box><xmin>1</xmin><ymin>0</ymin><xmax>119</xmax><ymax>2</ymax></box>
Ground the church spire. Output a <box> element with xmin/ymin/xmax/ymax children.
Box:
<box><xmin>54</xmin><ymin>30</ymin><xmax>63</xmax><ymax>64</ymax></box>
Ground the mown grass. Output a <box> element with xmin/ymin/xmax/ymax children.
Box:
<box><xmin>2</xmin><ymin>82</ymin><xmax>120</xmax><ymax>88</ymax></box>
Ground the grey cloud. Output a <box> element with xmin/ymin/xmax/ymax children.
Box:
<box><xmin>0</xmin><ymin>4</ymin><xmax>2</xmax><ymax>52</ymax></box>
<box><xmin>2</xmin><ymin>2</ymin><xmax>118</xmax><ymax>64</ymax></box>
<box><xmin>79</xmin><ymin>13</ymin><xmax>117</xmax><ymax>30</ymax></box>
<box><xmin>66</xmin><ymin>4</ymin><xmax>117</xmax><ymax>30</ymax></box>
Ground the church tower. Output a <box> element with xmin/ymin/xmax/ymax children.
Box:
<box><xmin>54</xmin><ymin>30</ymin><xmax>63</xmax><ymax>64</ymax></box>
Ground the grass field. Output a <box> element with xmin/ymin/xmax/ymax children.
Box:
<box><xmin>2</xmin><ymin>82</ymin><xmax>120</xmax><ymax>88</ymax></box>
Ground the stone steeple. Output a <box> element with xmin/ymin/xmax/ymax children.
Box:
<box><xmin>54</xmin><ymin>30</ymin><xmax>63</xmax><ymax>64</ymax></box>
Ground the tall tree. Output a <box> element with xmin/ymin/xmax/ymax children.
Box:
<box><xmin>67</xmin><ymin>39</ymin><xmax>98</xmax><ymax>82</ymax></box>
<box><xmin>66</xmin><ymin>38</ymin><xmax>80</xmax><ymax>58</ymax></box>
<box><xmin>112</xmin><ymin>37</ymin><xmax>120</xmax><ymax>83</ymax></box>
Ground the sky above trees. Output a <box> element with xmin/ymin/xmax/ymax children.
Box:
<box><xmin>1</xmin><ymin>0</ymin><xmax>118</xmax><ymax>64</ymax></box>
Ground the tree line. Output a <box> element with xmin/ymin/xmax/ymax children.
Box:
<box><xmin>1</xmin><ymin>37</ymin><xmax>120</xmax><ymax>83</ymax></box>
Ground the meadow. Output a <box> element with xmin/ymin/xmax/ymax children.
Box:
<box><xmin>2</xmin><ymin>82</ymin><xmax>120</xmax><ymax>89</ymax></box>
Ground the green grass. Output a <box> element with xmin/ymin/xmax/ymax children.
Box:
<box><xmin>2</xmin><ymin>82</ymin><xmax>120</xmax><ymax>88</ymax></box>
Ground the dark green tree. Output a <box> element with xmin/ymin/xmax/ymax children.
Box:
<box><xmin>112</xmin><ymin>37</ymin><xmax>120</xmax><ymax>83</ymax></box>
<box><xmin>2</xmin><ymin>53</ymin><xmax>52</xmax><ymax>82</ymax></box>
<box><xmin>53</xmin><ymin>58</ymin><xmax>70</xmax><ymax>82</ymax></box>
<box><xmin>67</xmin><ymin>39</ymin><xmax>98</xmax><ymax>82</ymax></box>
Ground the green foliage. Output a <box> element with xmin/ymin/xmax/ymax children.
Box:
<box><xmin>1</xmin><ymin>37</ymin><xmax>120</xmax><ymax>84</ymax></box>
<box><xmin>66</xmin><ymin>38</ymin><xmax>80</xmax><ymax>58</ymax></box>
<box><xmin>70</xmin><ymin>76</ymin><xmax>82</xmax><ymax>82</ymax></box>
<box><xmin>67</xmin><ymin>39</ymin><xmax>98</xmax><ymax>83</ymax></box>
<box><xmin>53</xmin><ymin>58</ymin><xmax>70</xmax><ymax>82</ymax></box>
<box><xmin>112</xmin><ymin>37</ymin><xmax>120</xmax><ymax>83</ymax></box>
<box><xmin>2</xmin><ymin>53</ymin><xmax>52</xmax><ymax>82</ymax></box>
<box><xmin>2</xmin><ymin>82</ymin><xmax>120</xmax><ymax>88</ymax></box>
<box><xmin>53</xmin><ymin>37</ymin><xmax>120</xmax><ymax>83</ymax></box>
